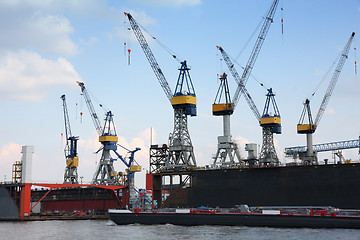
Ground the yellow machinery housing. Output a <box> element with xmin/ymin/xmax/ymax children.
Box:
<box><xmin>212</xmin><ymin>103</ymin><xmax>234</xmax><ymax>116</ymax></box>
<box><xmin>66</xmin><ymin>157</ymin><xmax>79</xmax><ymax>167</ymax></box>
<box><xmin>99</xmin><ymin>135</ymin><xmax>118</xmax><ymax>143</ymax></box>
<box><xmin>171</xmin><ymin>95</ymin><xmax>196</xmax><ymax>106</ymax></box>
<box><xmin>297</xmin><ymin>124</ymin><xmax>317</xmax><ymax>134</ymax></box>
<box><xmin>260</xmin><ymin>116</ymin><xmax>281</xmax><ymax>125</ymax></box>
<box><xmin>129</xmin><ymin>165</ymin><xmax>142</xmax><ymax>172</ymax></box>
<box><xmin>260</xmin><ymin>116</ymin><xmax>282</xmax><ymax>134</ymax></box>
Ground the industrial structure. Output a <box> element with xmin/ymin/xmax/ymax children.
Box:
<box><xmin>296</xmin><ymin>32</ymin><xmax>355</xmax><ymax>164</ymax></box>
<box><xmin>125</xmin><ymin>12</ymin><xmax>197</xmax><ymax>171</ymax></box>
<box><xmin>78</xmin><ymin>82</ymin><xmax>119</xmax><ymax>185</ymax></box>
<box><xmin>2</xmin><ymin>3</ymin><xmax>360</xmax><ymax>223</ymax></box>
<box><xmin>61</xmin><ymin>94</ymin><xmax>79</xmax><ymax>184</ymax></box>
<box><xmin>77</xmin><ymin>82</ymin><xmax>141</xmax><ymax>186</ymax></box>
<box><xmin>212</xmin><ymin>73</ymin><xmax>241</xmax><ymax>166</ymax></box>
<box><xmin>285</xmin><ymin>137</ymin><xmax>360</xmax><ymax>164</ymax></box>
<box><xmin>214</xmin><ymin>0</ymin><xmax>280</xmax><ymax>167</ymax></box>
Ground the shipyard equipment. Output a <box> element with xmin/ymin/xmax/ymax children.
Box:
<box><xmin>259</xmin><ymin>88</ymin><xmax>281</xmax><ymax>165</ymax></box>
<box><xmin>61</xmin><ymin>94</ymin><xmax>79</xmax><ymax>184</ymax></box>
<box><xmin>297</xmin><ymin>32</ymin><xmax>355</xmax><ymax>164</ymax></box>
<box><xmin>286</xmin><ymin>136</ymin><xmax>359</xmax><ymax>164</ymax></box>
<box><xmin>212</xmin><ymin>73</ymin><xmax>241</xmax><ymax>166</ymax></box>
<box><xmin>77</xmin><ymin>82</ymin><xmax>141</xmax><ymax>185</ymax></box>
<box><xmin>214</xmin><ymin>0</ymin><xmax>280</xmax><ymax>167</ymax></box>
<box><xmin>125</xmin><ymin>12</ymin><xmax>196</xmax><ymax>171</ymax></box>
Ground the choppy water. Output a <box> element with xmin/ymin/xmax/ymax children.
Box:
<box><xmin>1</xmin><ymin>220</ymin><xmax>360</xmax><ymax>240</ymax></box>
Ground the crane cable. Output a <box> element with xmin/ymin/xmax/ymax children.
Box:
<box><xmin>307</xmin><ymin>51</ymin><xmax>342</xmax><ymax>101</ymax></box>
<box><xmin>230</xmin><ymin>5</ymin><xmax>274</xmax><ymax>91</ymax></box>
<box><xmin>234</xmin><ymin>13</ymin><xmax>263</xmax><ymax>63</ymax></box>
<box><xmin>134</xmin><ymin>19</ymin><xmax>183</xmax><ymax>63</ymax></box>
<box><xmin>230</xmin><ymin>53</ymin><xmax>270</xmax><ymax>90</ymax></box>
<box><xmin>79</xmin><ymin>85</ymin><xmax>109</xmax><ymax>114</ymax></box>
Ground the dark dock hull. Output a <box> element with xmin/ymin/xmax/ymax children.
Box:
<box><xmin>154</xmin><ymin>163</ymin><xmax>360</xmax><ymax>209</ymax></box>
<box><xmin>109</xmin><ymin>212</ymin><xmax>360</xmax><ymax>229</ymax></box>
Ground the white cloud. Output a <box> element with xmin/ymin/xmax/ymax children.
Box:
<box><xmin>0</xmin><ymin>142</ymin><xmax>22</xmax><ymax>183</ymax></box>
<box><xmin>0</xmin><ymin>2</ymin><xmax>78</xmax><ymax>56</ymax></box>
<box><xmin>234</xmin><ymin>135</ymin><xmax>250</xmax><ymax>157</ymax></box>
<box><xmin>0</xmin><ymin>50</ymin><xmax>82</xmax><ymax>102</ymax></box>
<box><xmin>129</xmin><ymin>0</ymin><xmax>202</xmax><ymax>7</ymax></box>
<box><xmin>325</xmin><ymin>107</ymin><xmax>336</xmax><ymax>115</ymax></box>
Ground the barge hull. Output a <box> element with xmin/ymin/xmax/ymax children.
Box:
<box><xmin>109</xmin><ymin>212</ymin><xmax>360</xmax><ymax>229</ymax></box>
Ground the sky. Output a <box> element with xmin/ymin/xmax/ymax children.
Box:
<box><xmin>0</xmin><ymin>0</ymin><xmax>360</xmax><ymax>188</ymax></box>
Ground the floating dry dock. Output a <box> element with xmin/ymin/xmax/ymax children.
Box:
<box><xmin>0</xmin><ymin>183</ymin><xmax>128</xmax><ymax>220</ymax></box>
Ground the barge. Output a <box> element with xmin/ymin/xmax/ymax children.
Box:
<box><xmin>109</xmin><ymin>206</ymin><xmax>360</xmax><ymax>229</ymax></box>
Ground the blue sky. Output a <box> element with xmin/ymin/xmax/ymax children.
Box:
<box><xmin>0</xmin><ymin>0</ymin><xmax>359</xmax><ymax>188</ymax></box>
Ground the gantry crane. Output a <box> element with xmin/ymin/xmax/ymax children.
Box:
<box><xmin>297</xmin><ymin>32</ymin><xmax>355</xmax><ymax>164</ymax></box>
<box><xmin>61</xmin><ymin>94</ymin><xmax>79</xmax><ymax>184</ymax></box>
<box><xmin>125</xmin><ymin>12</ymin><xmax>196</xmax><ymax>170</ymax></box>
<box><xmin>77</xmin><ymin>81</ymin><xmax>141</xmax><ymax>185</ymax></box>
<box><xmin>214</xmin><ymin>0</ymin><xmax>279</xmax><ymax>167</ymax></box>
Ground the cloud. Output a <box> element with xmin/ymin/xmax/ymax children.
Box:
<box><xmin>129</xmin><ymin>0</ymin><xmax>202</xmax><ymax>7</ymax></box>
<box><xmin>325</xmin><ymin>107</ymin><xmax>336</xmax><ymax>115</ymax></box>
<box><xmin>0</xmin><ymin>142</ymin><xmax>22</xmax><ymax>182</ymax></box>
<box><xmin>0</xmin><ymin>50</ymin><xmax>82</xmax><ymax>102</ymax></box>
<box><xmin>234</xmin><ymin>135</ymin><xmax>250</xmax><ymax>156</ymax></box>
<box><xmin>0</xmin><ymin>2</ymin><xmax>78</xmax><ymax>56</ymax></box>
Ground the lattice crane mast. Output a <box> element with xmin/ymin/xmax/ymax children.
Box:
<box><xmin>125</xmin><ymin>12</ymin><xmax>196</xmax><ymax>170</ymax></box>
<box><xmin>297</xmin><ymin>32</ymin><xmax>355</xmax><ymax>164</ymax></box>
<box><xmin>259</xmin><ymin>88</ymin><xmax>281</xmax><ymax>165</ymax></box>
<box><xmin>61</xmin><ymin>94</ymin><xmax>79</xmax><ymax>184</ymax></box>
<box><xmin>77</xmin><ymin>81</ymin><xmax>141</xmax><ymax>185</ymax></box>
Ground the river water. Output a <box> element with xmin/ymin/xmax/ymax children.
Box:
<box><xmin>1</xmin><ymin>220</ymin><xmax>360</xmax><ymax>240</ymax></box>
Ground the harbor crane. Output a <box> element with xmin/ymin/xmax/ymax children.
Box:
<box><xmin>297</xmin><ymin>32</ymin><xmax>355</xmax><ymax>164</ymax></box>
<box><xmin>125</xmin><ymin>12</ymin><xmax>197</xmax><ymax>170</ymax></box>
<box><xmin>77</xmin><ymin>81</ymin><xmax>141</xmax><ymax>185</ymax></box>
<box><xmin>212</xmin><ymin>73</ymin><xmax>241</xmax><ymax>166</ymax></box>
<box><xmin>214</xmin><ymin>0</ymin><xmax>280</xmax><ymax>167</ymax></box>
<box><xmin>61</xmin><ymin>94</ymin><xmax>79</xmax><ymax>184</ymax></box>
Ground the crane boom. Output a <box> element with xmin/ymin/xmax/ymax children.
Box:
<box><xmin>314</xmin><ymin>32</ymin><xmax>355</xmax><ymax>125</ymax></box>
<box><xmin>61</xmin><ymin>94</ymin><xmax>72</xmax><ymax>140</ymax></box>
<box><xmin>217</xmin><ymin>46</ymin><xmax>261</xmax><ymax>121</ymax></box>
<box><xmin>77</xmin><ymin>81</ymin><xmax>102</xmax><ymax>135</ymax></box>
<box><xmin>232</xmin><ymin>0</ymin><xmax>279</xmax><ymax>107</ymax></box>
<box><xmin>124</xmin><ymin>12</ymin><xmax>173</xmax><ymax>101</ymax></box>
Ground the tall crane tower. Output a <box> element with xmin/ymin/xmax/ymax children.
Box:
<box><xmin>259</xmin><ymin>88</ymin><xmax>281</xmax><ymax>166</ymax></box>
<box><xmin>77</xmin><ymin>81</ymin><xmax>142</xmax><ymax>186</ymax></box>
<box><xmin>61</xmin><ymin>94</ymin><xmax>79</xmax><ymax>184</ymax></box>
<box><xmin>297</xmin><ymin>32</ymin><xmax>355</xmax><ymax>164</ymax></box>
<box><xmin>214</xmin><ymin>0</ymin><xmax>279</xmax><ymax>167</ymax></box>
<box><xmin>212</xmin><ymin>73</ymin><xmax>241</xmax><ymax>166</ymax></box>
<box><xmin>125</xmin><ymin>12</ymin><xmax>197</xmax><ymax>171</ymax></box>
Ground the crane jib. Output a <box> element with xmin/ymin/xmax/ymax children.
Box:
<box><xmin>314</xmin><ymin>32</ymin><xmax>355</xmax><ymax>126</ymax></box>
<box><xmin>125</xmin><ymin>12</ymin><xmax>173</xmax><ymax>102</ymax></box>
